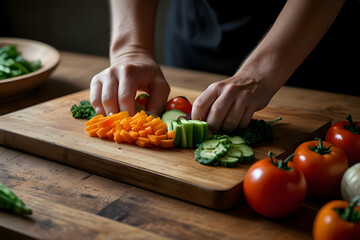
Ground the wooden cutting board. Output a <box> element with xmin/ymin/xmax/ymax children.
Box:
<box><xmin>0</xmin><ymin>87</ymin><xmax>331</xmax><ymax>210</ymax></box>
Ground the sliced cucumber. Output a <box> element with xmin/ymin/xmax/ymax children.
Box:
<box><xmin>226</xmin><ymin>144</ymin><xmax>244</xmax><ymax>160</ymax></box>
<box><xmin>219</xmin><ymin>155</ymin><xmax>239</xmax><ymax>168</ymax></box>
<box><xmin>161</xmin><ymin>109</ymin><xmax>186</xmax><ymax>122</ymax></box>
<box><xmin>189</xmin><ymin>120</ymin><xmax>204</xmax><ymax>147</ymax></box>
<box><xmin>166</xmin><ymin>121</ymin><xmax>173</xmax><ymax>131</ymax></box>
<box><xmin>195</xmin><ymin>142</ymin><xmax>229</xmax><ymax>165</ymax></box>
<box><xmin>229</xmin><ymin>136</ymin><xmax>245</xmax><ymax>144</ymax></box>
<box><xmin>180</xmin><ymin>119</ymin><xmax>193</xmax><ymax>148</ymax></box>
<box><xmin>237</xmin><ymin>144</ymin><xmax>255</xmax><ymax>163</ymax></box>
<box><xmin>171</xmin><ymin>120</ymin><xmax>182</xmax><ymax>147</ymax></box>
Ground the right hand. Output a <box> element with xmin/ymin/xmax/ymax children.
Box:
<box><xmin>90</xmin><ymin>53</ymin><xmax>170</xmax><ymax>117</ymax></box>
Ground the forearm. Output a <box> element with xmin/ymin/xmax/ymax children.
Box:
<box><xmin>109</xmin><ymin>0</ymin><xmax>158</xmax><ymax>63</ymax></box>
<box><xmin>238</xmin><ymin>0</ymin><xmax>345</xmax><ymax>93</ymax></box>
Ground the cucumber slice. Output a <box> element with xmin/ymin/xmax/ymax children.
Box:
<box><xmin>229</xmin><ymin>136</ymin><xmax>245</xmax><ymax>145</ymax></box>
<box><xmin>201</xmin><ymin>121</ymin><xmax>209</xmax><ymax>141</ymax></box>
<box><xmin>180</xmin><ymin>119</ymin><xmax>193</xmax><ymax>148</ymax></box>
<box><xmin>189</xmin><ymin>120</ymin><xmax>204</xmax><ymax>147</ymax></box>
<box><xmin>227</xmin><ymin>144</ymin><xmax>244</xmax><ymax>161</ymax></box>
<box><xmin>195</xmin><ymin>142</ymin><xmax>229</xmax><ymax>165</ymax></box>
<box><xmin>237</xmin><ymin>144</ymin><xmax>255</xmax><ymax>163</ymax></box>
<box><xmin>199</xmin><ymin>139</ymin><xmax>221</xmax><ymax>149</ymax></box>
<box><xmin>161</xmin><ymin>109</ymin><xmax>186</xmax><ymax>122</ymax></box>
<box><xmin>219</xmin><ymin>156</ymin><xmax>239</xmax><ymax>168</ymax></box>
<box><xmin>171</xmin><ymin>120</ymin><xmax>182</xmax><ymax>147</ymax></box>
<box><xmin>166</xmin><ymin>121</ymin><xmax>173</xmax><ymax>131</ymax></box>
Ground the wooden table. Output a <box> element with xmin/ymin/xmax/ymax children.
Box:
<box><xmin>0</xmin><ymin>51</ymin><xmax>359</xmax><ymax>240</ymax></box>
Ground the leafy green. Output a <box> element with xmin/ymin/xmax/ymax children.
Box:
<box><xmin>71</xmin><ymin>100</ymin><xmax>97</xmax><ymax>120</ymax></box>
<box><xmin>0</xmin><ymin>45</ymin><xmax>41</xmax><ymax>80</ymax></box>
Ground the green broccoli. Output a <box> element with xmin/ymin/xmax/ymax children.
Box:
<box><xmin>70</xmin><ymin>100</ymin><xmax>97</xmax><ymax>120</ymax></box>
<box><xmin>235</xmin><ymin>117</ymin><xmax>282</xmax><ymax>145</ymax></box>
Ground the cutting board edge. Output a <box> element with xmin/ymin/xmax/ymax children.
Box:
<box><xmin>0</xmin><ymin>128</ymin><xmax>243</xmax><ymax>210</ymax></box>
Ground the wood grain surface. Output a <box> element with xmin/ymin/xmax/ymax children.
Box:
<box><xmin>1</xmin><ymin>52</ymin><xmax>359</xmax><ymax>240</ymax></box>
<box><xmin>0</xmin><ymin>87</ymin><xmax>331</xmax><ymax>210</ymax></box>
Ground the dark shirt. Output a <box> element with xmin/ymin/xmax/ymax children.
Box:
<box><xmin>164</xmin><ymin>0</ymin><xmax>360</xmax><ymax>96</ymax></box>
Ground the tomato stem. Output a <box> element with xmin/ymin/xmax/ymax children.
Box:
<box><xmin>334</xmin><ymin>195</ymin><xmax>360</xmax><ymax>222</ymax></box>
<box><xmin>268</xmin><ymin>151</ymin><xmax>293</xmax><ymax>170</ymax></box>
<box><xmin>309</xmin><ymin>138</ymin><xmax>331</xmax><ymax>155</ymax></box>
<box><xmin>344</xmin><ymin>114</ymin><xmax>360</xmax><ymax>135</ymax></box>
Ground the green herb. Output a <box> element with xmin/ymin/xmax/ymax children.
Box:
<box><xmin>0</xmin><ymin>45</ymin><xmax>41</xmax><ymax>80</ymax></box>
<box><xmin>234</xmin><ymin>117</ymin><xmax>282</xmax><ymax>145</ymax></box>
<box><xmin>71</xmin><ymin>100</ymin><xmax>97</xmax><ymax>120</ymax></box>
<box><xmin>0</xmin><ymin>181</ymin><xmax>32</xmax><ymax>215</ymax></box>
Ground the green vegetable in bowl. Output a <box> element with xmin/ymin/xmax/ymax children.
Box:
<box><xmin>0</xmin><ymin>45</ymin><xmax>41</xmax><ymax>80</ymax></box>
<box><xmin>71</xmin><ymin>100</ymin><xmax>97</xmax><ymax>120</ymax></box>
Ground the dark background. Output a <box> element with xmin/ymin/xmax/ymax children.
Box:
<box><xmin>1</xmin><ymin>0</ymin><xmax>170</xmax><ymax>63</ymax></box>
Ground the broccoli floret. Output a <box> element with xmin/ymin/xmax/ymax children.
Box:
<box><xmin>236</xmin><ymin>117</ymin><xmax>282</xmax><ymax>145</ymax></box>
<box><xmin>70</xmin><ymin>100</ymin><xmax>97</xmax><ymax>120</ymax></box>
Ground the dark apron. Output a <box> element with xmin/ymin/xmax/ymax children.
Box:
<box><xmin>164</xmin><ymin>0</ymin><xmax>360</xmax><ymax>96</ymax></box>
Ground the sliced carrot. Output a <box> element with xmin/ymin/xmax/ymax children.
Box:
<box><xmin>153</xmin><ymin>122</ymin><xmax>167</xmax><ymax>132</ymax></box>
<box><xmin>88</xmin><ymin>128</ymin><xmax>100</xmax><ymax>137</ymax></box>
<box><xmin>97</xmin><ymin>118</ymin><xmax>113</xmax><ymax>128</ymax></box>
<box><xmin>106</xmin><ymin>127</ymin><xmax>117</xmax><ymax>140</ymax></box>
<box><xmin>166</xmin><ymin>130</ymin><xmax>176</xmax><ymax>139</ymax></box>
<box><xmin>113</xmin><ymin>131</ymin><xmax>124</xmax><ymax>143</ymax></box>
<box><xmin>137</xmin><ymin>137</ymin><xmax>150</xmax><ymax>144</ymax></box>
<box><xmin>97</xmin><ymin>126</ymin><xmax>111</xmax><ymax>139</ymax></box>
<box><xmin>155</xmin><ymin>127</ymin><xmax>167</xmax><ymax>136</ymax></box>
<box><xmin>85</xmin><ymin>124</ymin><xmax>98</xmax><ymax>132</ymax></box>
<box><xmin>85</xmin><ymin>114</ymin><xmax>103</xmax><ymax>126</ymax></box>
<box><xmin>120</xmin><ymin>130</ymin><xmax>134</xmax><ymax>144</ymax></box>
<box><xmin>138</xmin><ymin>130</ymin><xmax>147</xmax><ymax>137</ymax></box>
<box><xmin>120</xmin><ymin>117</ymin><xmax>132</xmax><ymax>131</ymax></box>
<box><xmin>135</xmin><ymin>140</ymin><xmax>149</xmax><ymax>148</ymax></box>
<box><xmin>109</xmin><ymin>111</ymin><xmax>129</xmax><ymax>122</ymax></box>
<box><xmin>160</xmin><ymin>139</ymin><xmax>175</xmax><ymax>148</ymax></box>
<box><xmin>145</xmin><ymin>126</ymin><xmax>154</xmax><ymax>135</ymax></box>
<box><xmin>129</xmin><ymin>131</ymin><xmax>139</xmax><ymax>141</ymax></box>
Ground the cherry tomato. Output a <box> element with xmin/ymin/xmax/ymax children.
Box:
<box><xmin>313</xmin><ymin>196</ymin><xmax>360</xmax><ymax>240</ymax></box>
<box><xmin>325</xmin><ymin>114</ymin><xmax>360</xmax><ymax>166</ymax></box>
<box><xmin>243</xmin><ymin>152</ymin><xmax>307</xmax><ymax>218</ymax></box>
<box><xmin>135</xmin><ymin>93</ymin><xmax>149</xmax><ymax>108</ymax></box>
<box><xmin>293</xmin><ymin>138</ymin><xmax>348</xmax><ymax>198</ymax></box>
<box><xmin>166</xmin><ymin>96</ymin><xmax>192</xmax><ymax>115</ymax></box>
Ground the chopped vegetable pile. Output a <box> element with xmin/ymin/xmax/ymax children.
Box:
<box><xmin>71</xmin><ymin>100</ymin><xmax>97</xmax><ymax>120</ymax></box>
<box><xmin>0</xmin><ymin>45</ymin><xmax>41</xmax><ymax>80</ymax></box>
<box><xmin>85</xmin><ymin>110</ymin><xmax>176</xmax><ymax>148</ymax></box>
<box><xmin>195</xmin><ymin>134</ymin><xmax>255</xmax><ymax>168</ymax></box>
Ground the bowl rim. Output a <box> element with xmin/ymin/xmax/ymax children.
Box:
<box><xmin>0</xmin><ymin>37</ymin><xmax>61</xmax><ymax>84</ymax></box>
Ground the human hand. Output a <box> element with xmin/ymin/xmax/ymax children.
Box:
<box><xmin>191</xmin><ymin>75</ymin><xmax>275</xmax><ymax>133</ymax></box>
<box><xmin>90</xmin><ymin>53</ymin><xmax>170</xmax><ymax>117</ymax></box>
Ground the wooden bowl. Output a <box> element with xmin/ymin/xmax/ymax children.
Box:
<box><xmin>0</xmin><ymin>38</ymin><xmax>60</xmax><ymax>102</ymax></box>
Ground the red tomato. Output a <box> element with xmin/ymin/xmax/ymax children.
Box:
<box><xmin>243</xmin><ymin>152</ymin><xmax>307</xmax><ymax>218</ymax></box>
<box><xmin>293</xmin><ymin>138</ymin><xmax>348</xmax><ymax>198</ymax></box>
<box><xmin>135</xmin><ymin>93</ymin><xmax>149</xmax><ymax>108</ymax></box>
<box><xmin>166</xmin><ymin>96</ymin><xmax>192</xmax><ymax>115</ymax></box>
<box><xmin>313</xmin><ymin>197</ymin><xmax>360</xmax><ymax>240</ymax></box>
<box><xmin>325</xmin><ymin>114</ymin><xmax>360</xmax><ymax>166</ymax></box>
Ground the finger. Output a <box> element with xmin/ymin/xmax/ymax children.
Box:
<box><xmin>237</xmin><ymin>107</ymin><xmax>254</xmax><ymax>129</ymax></box>
<box><xmin>101</xmin><ymin>68</ymin><xmax>120</xmax><ymax>116</ymax></box>
<box><xmin>206</xmin><ymin>91</ymin><xmax>237</xmax><ymax>133</ymax></box>
<box><xmin>146</xmin><ymin>75</ymin><xmax>170</xmax><ymax>117</ymax></box>
<box><xmin>118</xmin><ymin>64</ymin><xmax>138</xmax><ymax>116</ymax></box>
<box><xmin>90</xmin><ymin>76</ymin><xmax>106</xmax><ymax>115</ymax></box>
<box><xmin>221</xmin><ymin>98</ymin><xmax>246</xmax><ymax>132</ymax></box>
<box><xmin>191</xmin><ymin>83</ymin><xmax>219</xmax><ymax>121</ymax></box>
